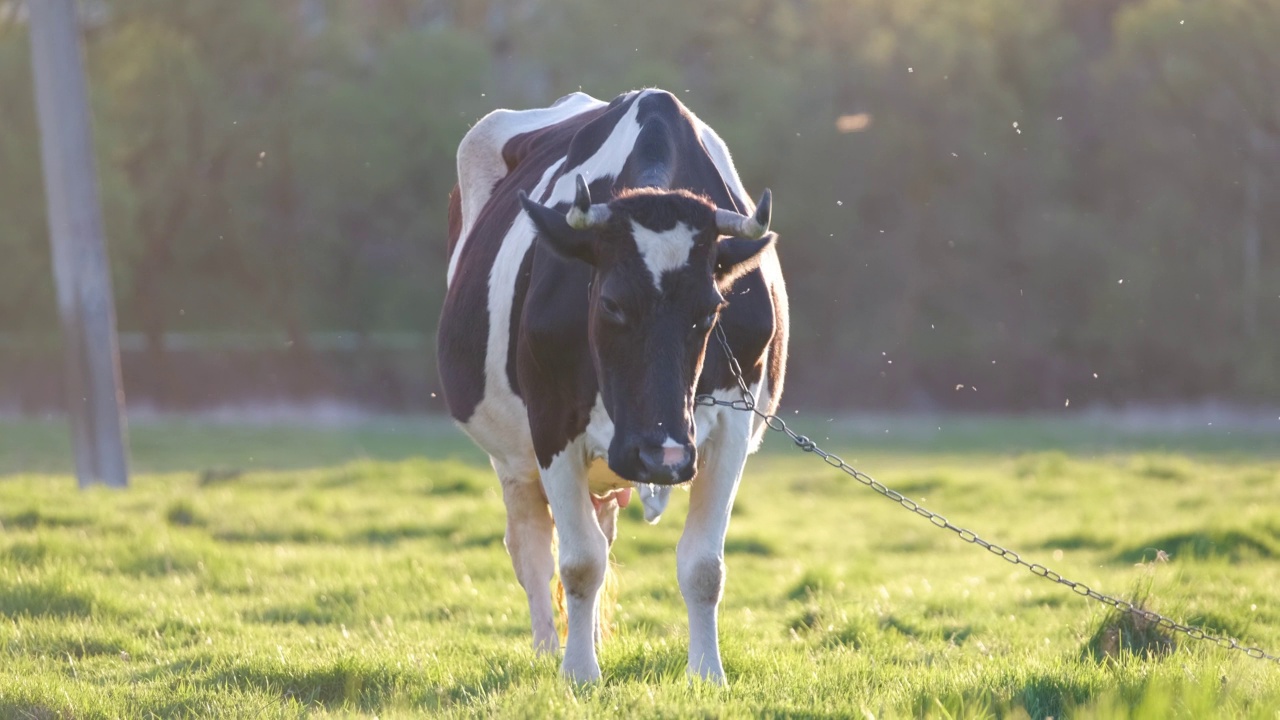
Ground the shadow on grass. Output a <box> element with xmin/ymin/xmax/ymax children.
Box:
<box><xmin>16</xmin><ymin>628</ymin><xmax>137</xmax><ymax>659</ymax></box>
<box><xmin>724</xmin><ymin>536</ymin><xmax>776</xmax><ymax>557</ymax></box>
<box><xmin>0</xmin><ymin>577</ymin><xmax>111</xmax><ymax>619</ymax></box>
<box><xmin>597</xmin><ymin>644</ymin><xmax>687</xmax><ymax>684</ymax></box>
<box><xmin>1038</xmin><ymin>532</ymin><xmax>1114</xmax><ymax>551</ymax></box>
<box><xmin>1</xmin><ymin>540</ymin><xmax>49</xmax><ymax>567</ymax></box>
<box><xmin>1114</xmin><ymin>527</ymin><xmax>1278</xmax><ymax>564</ymax></box>
<box><xmin>212</xmin><ymin>657</ymin><xmax>408</xmax><ymax>712</ymax></box>
<box><xmin>0</xmin><ymin>509</ymin><xmax>92</xmax><ymax>531</ymax></box>
<box><xmin>880</xmin><ymin>614</ymin><xmax>975</xmax><ymax>646</ymax></box>
<box><xmin>211</xmin><ymin>521</ymin><xmax>491</xmax><ymax>547</ymax></box>
<box><xmin>253</xmin><ymin>588</ymin><xmax>364</xmax><ymax>626</ymax></box>
<box><xmin>916</xmin><ymin>673</ymin><xmax>1099</xmax><ymax>720</ymax></box>
<box><xmin>0</xmin><ymin>700</ymin><xmax>71</xmax><ymax>720</ymax></box>
<box><xmin>1017</xmin><ymin>674</ymin><xmax>1099</xmax><ymax>720</ymax></box>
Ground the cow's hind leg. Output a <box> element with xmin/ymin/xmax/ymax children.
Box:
<box><xmin>591</xmin><ymin>495</ymin><xmax>622</xmax><ymax>647</ymax></box>
<box><xmin>498</xmin><ymin>465</ymin><xmax>558</xmax><ymax>654</ymax></box>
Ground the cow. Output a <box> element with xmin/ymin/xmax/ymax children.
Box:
<box><xmin>437</xmin><ymin>89</ymin><xmax>788</xmax><ymax>683</ymax></box>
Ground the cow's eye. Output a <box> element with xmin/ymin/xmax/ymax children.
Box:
<box><xmin>600</xmin><ymin>296</ymin><xmax>626</xmax><ymax>324</ymax></box>
<box><xmin>693</xmin><ymin>309</ymin><xmax>719</xmax><ymax>332</ymax></box>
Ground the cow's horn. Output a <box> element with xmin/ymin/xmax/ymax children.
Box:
<box><xmin>714</xmin><ymin>188</ymin><xmax>772</xmax><ymax>239</ymax></box>
<box><xmin>565</xmin><ymin>174</ymin><xmax>611</xmax><ymax>229</ymax></box>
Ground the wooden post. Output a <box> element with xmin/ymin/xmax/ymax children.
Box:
<box><xmin>28</xmin><ymin>0</ymin><xmax>130</xmax><ymax>488</ymax></box>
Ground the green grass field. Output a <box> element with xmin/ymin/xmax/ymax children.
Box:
<box><xmin>1</xmin><ymin>415</ymin><xmax>1278</xmax><ymax>718</ymax></box>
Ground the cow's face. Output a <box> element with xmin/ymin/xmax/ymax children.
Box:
<box><xmin>520</xmin><ymin>178</ymin><xmax>774</xmax><ymax>484</ymax></box>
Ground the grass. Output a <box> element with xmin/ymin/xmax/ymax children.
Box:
<box><xmin>0</xmin><ymin>415</ymin><xmax>1278</xmax><ymax>718</ymax></box>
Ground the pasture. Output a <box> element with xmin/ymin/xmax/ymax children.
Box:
<box><xmin>1</xmin><ymin>415</ymin><xmax>1278</xmax><ymax>718</ymax></box>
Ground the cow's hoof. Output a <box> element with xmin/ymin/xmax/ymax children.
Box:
<box><xmin>561</xmin><ymin>660</ymin><xmax>602</xmax><ymax>683</ymax></box>
<box><xmin>686</xmin><ymin>664</ymin><xmax>727</xmax><ymax>686</ymax></box>
<box><xmin>532</xmin><ymin>635</ymin><xmax>559</xmax><ymax>655</ymax></box>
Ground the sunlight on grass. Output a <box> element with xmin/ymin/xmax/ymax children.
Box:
<box><xmin>0</xmin><ymin>418</ymin><xmax>1277</xmax><ymax>717</ymax></box>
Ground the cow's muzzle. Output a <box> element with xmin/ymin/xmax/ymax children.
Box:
<box><xmin>635</xmin><ymin>440</ymin><xmax>695</xmax><ymax>485</ymax></box>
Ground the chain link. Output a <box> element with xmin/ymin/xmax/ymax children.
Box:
<box><xmin>696</xmin><ymin>325</ymin><xmax>1280</xmax><ymax>666</ymax></box>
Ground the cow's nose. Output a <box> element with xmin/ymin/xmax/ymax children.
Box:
<box><xmin>638</xmin><ymin>441</ymin><xmax>692</xmax><ymax>484</ymax></box>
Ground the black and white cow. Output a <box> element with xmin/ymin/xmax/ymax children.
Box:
<box><xmin>437</xmin><ymin>89</ymin><xmax>788</xmax><ymax>683</ymax></box>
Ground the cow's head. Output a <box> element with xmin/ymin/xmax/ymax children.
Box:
<box><xmin>519</xmin><ymin>175</ymin><xmax>774</xmax><ymax>485</ymax></box>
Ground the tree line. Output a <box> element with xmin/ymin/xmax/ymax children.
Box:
<box><xmin>0</xmin><ymin>0</ymin><xmax>1276</xmax><ymax>411</ymax></box>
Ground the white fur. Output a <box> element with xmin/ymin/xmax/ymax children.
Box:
<box><xmin>693</xmin><ymin>118</ymin><xmax>752</xmax><ymax>212</ymax></box>
<box><xmin>540</xmin><ymin>440</ymin><xmax>608</xmax><ymax>682</ymax></box>
<box><xmin>631</xmin><ymin>220</ymin><xmax>696</xmax><ymax>290</ymax></box>
<box><xmin>449</xmin><ymin>92</ymin><xmax>605</xmax><ymax>286</ymax></box>
<box><xmin>541</xmin><ymin>91</ymin><xmax>648</xmax><ymax>208</ymax></box>
<box><xmin>677</xmin><ymin>399</ymin><xmax>752</xmax><ymax>683</ymax></box>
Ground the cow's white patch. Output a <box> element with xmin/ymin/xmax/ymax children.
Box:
<box><xmin>483</xmin><ymin>157</ymin><xmax>564</xmax><ymax>397</ymax></box>
<box><xmin>692</xmin><ymin>119</ymin><xmax>751</xmax><ymax>212</ymax></box>
<box><xmin>676</xmin><ymin>393</ymin><xmax>753</xmax><ymax>683</ymax></box>
<box><xmin>459</xmin><ymin>159</ymin><xmax>564</xmax><ymax>476</ymax></box>
<box><xmin>631</xmin><ymin>220</ymin><xmax>696</xmax><ymax>290</ymax></box>
<box><xmin>584</xmin><ymin>394</ymin><xmax>615</xmax><ymax>463</ymax></box>
<box><xmin>540</xmin><ymin>90</ymin><xmax>651</xmax><ymax>205</ymax></box>
<box><xmin>450</xmin><ymin>92</ymin><xmax>605</xmax><ymax>285</ymax></box>
<box><xmin>539</xmin><ymin>439</ymin><xmax>608</xmax><ymax>681</ymax></box>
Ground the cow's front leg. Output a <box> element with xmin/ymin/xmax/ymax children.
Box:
<box><xmin>676</xmin><ymin>409</ymin><xmax>751</xmax><ymax>684</ymax></box>
<box><xmin>542</xmin><ymin>449</ymin><xmax>608</xmax><ymax>682</ymax></box>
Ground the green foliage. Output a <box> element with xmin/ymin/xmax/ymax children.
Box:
<box><xmin>0</xmin><ymin>24</ymin><xmax>54</xmax><ymax>333</ymax></box>
<box><xmin>1</xmin><ymin>1</ymin><xmax>1278</xmax><ymax>406</ymax></box>
<box><xmin>0</xmin><ymin>419</ymin><xmax>1278</xmax><ymax>716</ymax></box>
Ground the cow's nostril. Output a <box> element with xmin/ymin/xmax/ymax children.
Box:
<box><xmin>638</xmin><ymin>442</ymin><xmax>691</xmax><ymax>484</ymax></box>
<box><xmin>661</xmin><ymin>445</ymin><xmax>686</xmax><ymax>467</ymax></box>
<box><xmin>640</xmin><ymin>444</ymin><xmax>687</xmax><ymax>470</ymax></box>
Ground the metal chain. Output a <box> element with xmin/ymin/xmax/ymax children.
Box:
<box><xmin>695</xmin><ymin>325</ymin><xmax>1280</xmax><ymax>666</ymax></box>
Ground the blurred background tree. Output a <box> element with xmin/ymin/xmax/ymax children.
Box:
<box><xmin>0</xmin><ymin>0</ymin><xmax>1275</xmax><ymax>412</ymax></box>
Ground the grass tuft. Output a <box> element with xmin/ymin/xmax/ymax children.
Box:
<box><xmin>787</xmin><ymin>567</ymin><xmax>836</xmax><ymax>600</ymax></box>
<box><xmin>166</xmin><ymin>499</ymin><xmax>203</xmax><ymax>527</ymax></box>
<box><xmin>1082</xmin><ymin>574</ymin><xmax>1177</xmax><ymax>664</ymax></box>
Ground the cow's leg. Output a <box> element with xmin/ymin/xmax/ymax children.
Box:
<box><xmin>591</xmin><ymin>495</ymin><xmax>621</xmax><ymax>647</ymax></box>
<box><xmin>676</xmin><ymin>409</ymin><xmax>751</xmax><ymax>684</ymax></box>
<box><xmin>498</xmin><ymin>463</ymin><xmax>558</xmax><ymax>654</ymax></box>
<box><xmin>542</xmin><ymin>450</ymin><xmax>608</xmax><ymax>682</ymax></box>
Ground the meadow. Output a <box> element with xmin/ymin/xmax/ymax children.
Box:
<box><xmin>0</xmin><ymin>414</ymin><xmax>1278</xmax><ymax>718</ymax></box>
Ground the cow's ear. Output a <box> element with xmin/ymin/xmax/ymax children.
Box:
<box><xmin>715</xmin><ymin>233</ymin><xmax>775</xmax><ymax>289</ymax></box>
<box><xmin>519</xmin><ymin>191</ymin><xmax>596</xmax><ymax>265</ymax></box>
